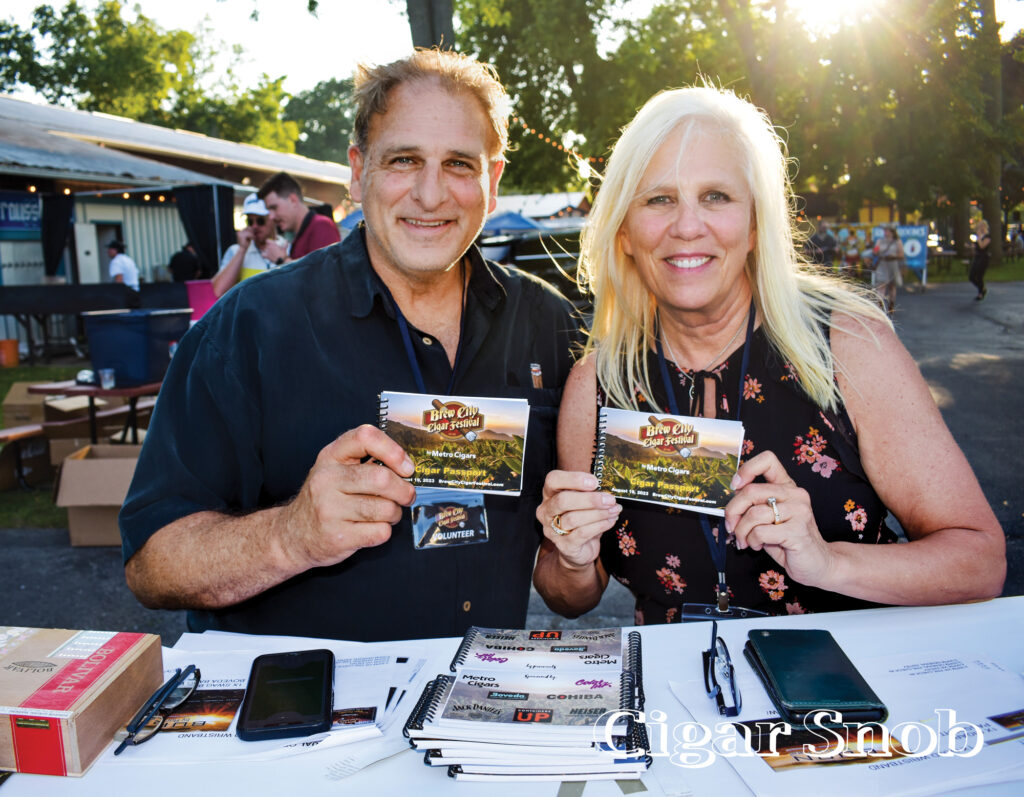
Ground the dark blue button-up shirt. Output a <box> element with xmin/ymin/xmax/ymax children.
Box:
<box><xmin>120</xmin><ymin>229</ymin><xmax>580</xmax><ymax>641</ymax></box>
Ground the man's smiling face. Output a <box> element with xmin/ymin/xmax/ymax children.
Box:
<box><xmin>348</xmin><ymin>77</ymin><xmax>503</xmax><ymax>284</ymax></box>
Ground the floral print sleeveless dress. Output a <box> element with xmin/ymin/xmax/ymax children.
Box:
<box><xmin>598</xmin><ymin>327</ymin><xmax>897</xmax><ymax>624</ymax></box>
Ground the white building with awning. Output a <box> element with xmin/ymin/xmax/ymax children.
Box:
<box><xmin>0</xmin><ymin>94</ymin><xmax>350</xmax><ymax>290</ymax></box>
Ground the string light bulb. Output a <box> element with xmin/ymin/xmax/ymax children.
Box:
<box><xmin>511</xmin><ymin>115</ymin><xmax>604</xmax><ymax>165</ymax></box>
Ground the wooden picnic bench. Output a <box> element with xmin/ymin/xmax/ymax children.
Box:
<box><xmin>1</xmin><ymin>399</ymin><xmax>157</xmax><ymax>489</ymax></box>
<box><xmin>28</xmin><ymin>381</ymin><xmax>161</xmax><ymax>444</ymax></box>
<box><xmin>0</xmin><ymin>422</ymin><xmax>46</xmax><ymax>489</ymax></box>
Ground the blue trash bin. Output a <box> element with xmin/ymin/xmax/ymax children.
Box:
<box><xmin>83</xmin><ymin>309</ymin><xmax>192</xmax><ymax>386</ymax></box>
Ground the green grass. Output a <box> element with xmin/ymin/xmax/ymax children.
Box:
<box><xmin>0</xmin><ymin>486</ymin><xmax>68</xmax><ymax>527</ymax></box>
<box><xmin>924</xmin><ymin>255</ymin><xmax>1024</xmax><ymax>284</ymax></box>
<box><xmin>1</xmin><ymin>361</ymin><xmax>82</xmax><ymax>528</ymax></box>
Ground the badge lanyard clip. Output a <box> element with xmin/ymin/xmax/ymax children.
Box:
<box><xmin>656</xmin><ymin>301</ymin><xmax>755</xmax><ymax>616</ymax></box>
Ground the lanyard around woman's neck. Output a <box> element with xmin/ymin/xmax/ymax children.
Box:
<box><xmin>380</xmin><ymin>260</ymin><xmax>468</xmax><ymax>397</ymax></box>
<box><xmin>654</xmin><ymin>300</ymin><xmax>756</xmax><ymax>613</ymax></box>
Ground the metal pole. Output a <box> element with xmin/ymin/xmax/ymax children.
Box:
<box><xmin>212</xmin><ymin>186</ymin><xmax>223</xmax><ymax>267</ymax></box>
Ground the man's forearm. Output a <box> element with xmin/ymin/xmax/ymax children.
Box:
<box><xmin>125</xmin><ymin>505</ymin><xmax>309</xmax><ymax>611</ymax></box>
<box><xmin>212</xmin><ymin>244</ymin><xmax>249</xmax><ymax>298</ymax></box>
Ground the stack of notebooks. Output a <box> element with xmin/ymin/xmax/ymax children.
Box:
<box><xmin>404</xmin><ymin>627</ymin><xmax>650</xmax><ymax>782</ymax></box>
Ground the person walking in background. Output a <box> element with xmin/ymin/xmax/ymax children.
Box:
<box><xmin>806</xmin><ymin>220</ymin><xmax>837</xmax><ymax>267</ymax></box>
<box><xmin>843</xmin><ymin>228</ymin><xmax>862</xmax><ymax>274</ymax></box>
<box><xmin>257</xmin><ymin>172</ymin><xmax>341</xmax><ymax>264</ymax></box>
<box><xmin>107</xmin><ymin>239</ymin><xmax>140</xmax><ymax>291</ymax></box>
<box><xmin>969</xmin><ymin>219</ymin><xmax>991</xmax><ymax>301</ymax></box>
<box><xmin>168</xmin><ymin>241</ymin><xmax>201</xmax><ymax>282</ymax></box>
<box><xmin>872</xmin><ymin>225</ymin><xmax>903</xmax><ymax>317</ymax></box>
<box><xmin>211</xmin><ymin>193</ymin><xmax>287</xmax><ymax>298</ymax></box>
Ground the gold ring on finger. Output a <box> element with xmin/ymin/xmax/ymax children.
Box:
<box><xmin>551</xmin><ymin>513</ymin><xmax>571</xmax><ymax>536</ymax></box>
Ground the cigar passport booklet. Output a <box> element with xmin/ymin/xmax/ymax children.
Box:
<box><xmin>378</xmin><ymin>391</ymin><xmax>530</xmax><ymax>495</ymax></box>
<box><xmin>595</xmin><ymin>407</ymin><xmax>745</xmax><ymax>516</ymax></box>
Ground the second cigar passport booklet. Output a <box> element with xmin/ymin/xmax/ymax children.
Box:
<box><xmin>379</xmin><ymin>390</ymin><xmax>530</xmax><ymax>495</ymax></box>
<box><xmin>596</xmin><ymin>407</ymin><xmax>745</xmax><ymax>516</ymax></box>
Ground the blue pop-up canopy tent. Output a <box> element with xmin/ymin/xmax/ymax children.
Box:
<box><xmin>341</xmin><ymin>209</ymin><xmax>363</xmax><ymax>230</ymax></box>
<box><xmin>482</xmin><ymin>211</ymin><xmax>543</xmax><ymax>235</ymax></box>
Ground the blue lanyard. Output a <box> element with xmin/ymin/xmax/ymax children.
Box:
<box><xmin>654</xmin><ymin>301</ymin><xmax>755</xmax><ymax>612</ymax></box>
<box><xmin>381</xmin><ymin>263</ymin><xmax>467</xmax><ymax>396</ymax></box>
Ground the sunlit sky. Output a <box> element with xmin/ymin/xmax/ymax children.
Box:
<box><xmin>4</xmin><ymin>0</ymin><xmax>1024</xmax><ymax>96</ymax></box>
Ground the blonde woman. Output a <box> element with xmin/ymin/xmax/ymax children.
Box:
<box><xmin>533</xmin><ymin>86</ymin><xmax>1004</xmax><ymax>623</ymax></box>
<box><xmin>969</xmin><ymin>220</ymin><xmax>991</xmax><ymax>300</ymax></box>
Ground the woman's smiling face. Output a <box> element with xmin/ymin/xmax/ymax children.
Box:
<box><xmin>618</xmin><ymin>124</ymin><xmax>756</xmax><ymax>320</ymax></box>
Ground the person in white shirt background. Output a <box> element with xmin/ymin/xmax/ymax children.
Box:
<box><xmin>107</xmin><ymin>239</ymin><xmax>140</xmax><ymax>291</ymax></box>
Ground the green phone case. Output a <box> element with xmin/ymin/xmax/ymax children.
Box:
<box><xmin>743</xmin><ymin>629</ymin><xmax>888</xmax><ymax>726</ymax></box>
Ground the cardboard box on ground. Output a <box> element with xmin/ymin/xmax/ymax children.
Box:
<box><xmin>2</xmin><ymin>382</ymin><xmax>146</xmax><ymax>491</ymax></box>
<box><xmin>2</xmin><ymin>383</ymin><xmax>47</xmax><ymax>426</ymax></box>
<box><xmin>0</xmin><ymin>627</ymin><xmax>162</xmax><ymax>776</ymax></box>
<box><xmin>1</xmin><ymin>383</ymin><xmax>123</xmax><ymax>429</ymax></box>
<box><xmin>54</xmin><ymin>445</ymin><xmax>142</xmax><ymax>546</ymax></box>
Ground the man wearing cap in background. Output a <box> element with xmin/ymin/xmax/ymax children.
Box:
<box><xmin>211</xmin><ymin>193</ymin><xmax>288</xmax><ymax>298</ymax></box>
<box><xmin>107</xmin><ymin>239</ymin><xmax>139</xmax><ymax>291</ymax></box>
<box><xmin>258</xmin><ymin>171</ymin><xmax>341</xmax><ymax>264</ymax></box>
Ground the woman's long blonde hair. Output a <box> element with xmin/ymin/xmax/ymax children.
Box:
<box><xmin>580</xmin><ymin>86</ymin><xmax>889</xmax><ymax>413</ymax></box>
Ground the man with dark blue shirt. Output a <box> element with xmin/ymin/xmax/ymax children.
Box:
<box><xmin>119</xmin><ymin>50</ymin><xmax>579</xmax><ymax>642</ymax></box>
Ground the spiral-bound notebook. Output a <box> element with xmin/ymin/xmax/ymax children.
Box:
<box><xmin>404</xmin><ymin>627</ymin><xmax>649</xmax><ymax>783</ymax></box>
<box><xmin>595</xmin><ymin>406</ymin><xmax>746</xmax><ymax>516</ymax></box>
<box><xmin>378</xmin><ymin>390</ymin><xmax>530</xmax><ymax>495</ymax></box>
<box><xmin>449</xmin><ymin>627</ymin><xmax>629</xmax><ymax>672</ymax></box>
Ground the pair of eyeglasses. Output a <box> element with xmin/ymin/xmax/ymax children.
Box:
<box><xmin>247</xmin><ymin>216</ymin><xmax>267</xmax><ymax>227</ymax></box>
<box><xmin>702</xmin><ymin>621</ymin><xmax>741</xmax><ymax>717</ymax></box>
<box><xmin>113</xmin><ymin>665</ymin><xmax>200</xmax><ymax>755</ymax></box>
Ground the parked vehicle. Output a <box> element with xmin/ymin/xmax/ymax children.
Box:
<box><xmin>478</xmin><ymin>227</ymin><xmax>589</xmax><ymax>311</ymax></box>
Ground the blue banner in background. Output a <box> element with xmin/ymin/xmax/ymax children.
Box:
<box><xmin>0</xmin><ymin>191</ymin><xmax>42</xmax><ymax>238</ymax></box>
<box><xmin>873</xmin><ymin>224</ymin><xmax>929</xmax><ymax>282</ymax></box>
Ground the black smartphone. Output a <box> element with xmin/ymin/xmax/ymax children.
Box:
<box><xmin>236</xmin><ymin>649</ymin><xmax>334</xmax><ymax>742</ymax></box>
<box><xmin>743</xmin><ymin>629</ymin><xmax>887</xmax><ymax>726</ymax></box>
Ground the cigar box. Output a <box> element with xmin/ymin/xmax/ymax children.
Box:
<box><xmin>0</xmin><ymin>627</ymin><xmax>162</xmax><ymax>776</ymax></box>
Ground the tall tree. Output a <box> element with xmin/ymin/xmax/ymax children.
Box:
<box><xmin>11</xmin><ymin>0</ymin><xmax>194</xmax><ymax>121</ymax></box>
<box><xmin>284</xmin><ymin>77</ymin><xmax>356</xmax><ymax>163</ymax></box>
<box><xmin>977</xmin><ymin>0</ymin><xmax>1003</xmax><ymax>262</ymax></box>
<box><xmin>0</xmin><ymin>1</ymin><xmax>300</xmax><ymax>153</ymax></box>
<box><xmin>408</xmin><ymin>0</ymin><xmax>456</xmax><ymax>48</ymax></box>
<box><xmin>457</xmin><ymin>0</ymin><xmax>614</xmax><ymax>191</ymax></box>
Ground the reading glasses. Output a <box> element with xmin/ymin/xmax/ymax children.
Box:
<box><xmin>113</xmin><ymin>664</ymin><xmax>200</xmax><ymax>755</ymax></box>
<box><xmin>702</xmin><ymin>621</ymin><xmax>741</xmax><ymax>717</ymax></box>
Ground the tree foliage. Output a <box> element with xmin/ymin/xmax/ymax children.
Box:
<box><xmin>456</xmin><ymin>0</ymin><xmax>616</xmax><ymax>192</ymax></box>
<box><xmin>283</xmin><ymin>77</ymin><xmax>356</xmax><ymax>164</ymax></box>
<box><xmin>1</xmin><ymin>1</ymin><xmax>298</xmax><ymax>152</ymax></box>
<box><xmin>3</xmin><ymin>0</ymin><xmax>1019</xmax><ymax>233</ymax></box>
<box><xmin>455</xmin><ymin>0</ymin><xmax>1019</xmax><ymax>252</ymax></box>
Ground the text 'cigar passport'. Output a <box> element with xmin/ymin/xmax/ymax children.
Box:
<box><xmin>379</xmin><ymin>390</ymin><xmax>530</xmax><ymax>495</ymax></box>
<box><xmin>595</xmin><ymin>407</ymin><xmax>745</xmax><ymax>516</ymax></box>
